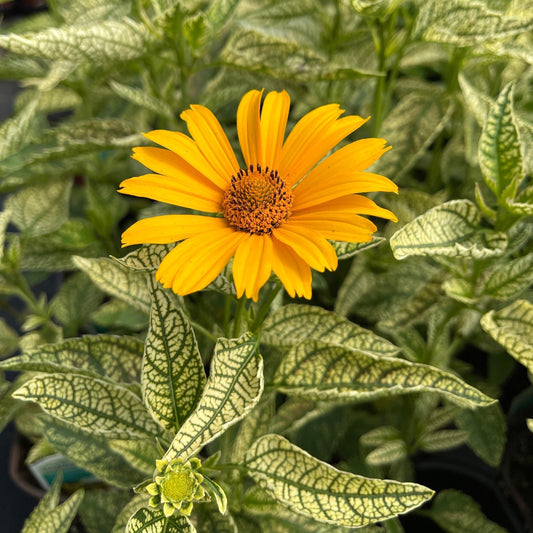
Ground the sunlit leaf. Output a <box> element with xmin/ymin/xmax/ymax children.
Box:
<box><xmin>164</xmin><ymin>333</ymin><xmax>263</xmax><ymax>461</ymax></box>
<box><xmin>111</xmin><ymin>495</ymin><xmax>151</xmax><ymax>533</ymax></box>
<box><xmin>127</xmin><ymin>507</ymin><xmax>196</xmax><ymax>533</ymax></box>
<box><xmin>273</xmin><ymin>340</ymin><xmax>496</xmax><ymax>408</ymax></box>
<box><xmin>365</xmin><ymin>440</ymin><xmax>408</xmax><ymax>466</ymax></box>
<box><xmin>480</xmin><ymin>299</ymin><xmax>533</xmax><ymax>372</ymax></box>
<box><xmin>0</xmin><ymin>98</ymin><xmax>40</xmax><ymax>160</ymax></box>
<box><xmin>13</xmin><ymin>373</ymin><xmax>161</xmax><ymax>438</ymax></box>
<box><xmin>143</xmin><ymin>280</ymin><xmax>206</xmax><ymax>431</ymax></box>
<box><xmin>262</xmin><ymin>304</ymin><xmax>399</xmax><ymax>356</ymax></box>
<box><xmin>331</xmin><ymin>238</ymin><xmax>385</xmax><ymax>260</ymax></box>
<box><xmin>478</xmin><ymin>82</ymin><xmax>523</xmax><ymax>200</ymax></box>
<box><xmin>246</xmin><ymin>434</ymin><xmax>434</xmax><ymax>527</ymax></box>
<box><xmin>390</xmin><ymin>200</ymin><xmax>507</xmax><ymax>260</ymax></box>
<box><xmin>110</xmin><ymin>81</ymin><xmax>174</xmax><ymax>118</ymax></box>
<box><xmin>480</xmin><ymin>253</ymin><xmax>533</xmax><ymax>299</ymax></box>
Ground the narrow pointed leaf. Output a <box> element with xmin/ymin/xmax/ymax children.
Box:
<box><xmin>0</xmin><ymin>335</ymin><xmax>143</xmax><ymax>383</ymax></box>
<box><xmin>13</xmin><ymin>373</ymin><xmax>161</xmax><ymax>438</ymax></box>
<box><xmin>390</xmin><ymin>200</ymin><xmax>507</xmax><ymax>260</ymax></box>
<box><xmin>246</xmin><ymin>434</ymin><xmax>434</xmax><ymax>528</ymax></box>
<box><xmin>0</xmin><ymin>19</ymin><xmax>150</xmax><ymax>62</ymax></box>
<box><xmin>423</xmin><ymin>489</ymin><xmax>507</xmax><ymax>533</ymax></box>
<box><xmin>22</xmin><ymin>489</ymin><xmax>84</xmax><ymax>533</ymax></box>
<box><xmin>73</xmin><ymin>256</ymin><xmax>151</xmax><ymax>313</ymax></box>
<box><xmin>478</xmin><ymin>83</ymin><xmax>523</xmax><ymax>200</ymax></box>
<box><xmin>164</xmin><ymin>333</ymin><xmax>263</xmax><ymax>461</ymax></box>
<box><xmin>480</xmin><ymin>300</ymin><xmax>533</xmax><ymax>372</ymax></box>
<box><xmin>273</xmin><ymin>340</ymin><xmax>495</xmax><ymax>408</ymax></box>
<box><xmin>127</xmin><ymin>507</ymin><xmax>196</xmax><ymax>533</ymax></box>
<box><xmin>112</xmin><ymin>495</ymin><xmax>151</xmax><ymax>533</ymax></box>
<box><xmin>143</xmin><ymin>280</ymin><xmax>206</xmax><ymax>431</ymax></box>
<box><xmin>23</xmin><ymin>475</ymin><xmax>62</xmax><ymax>526</ymax></box>
<box><xmin>262</xmin><ymin>304</ymin><xmax>399</xmax><ymax>356</ymax></box>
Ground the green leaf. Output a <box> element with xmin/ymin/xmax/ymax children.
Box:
<box><xmin>0</xmin><ymin>318</ymin><xmax>18</xmax><ymax>359</ymax></box>
<box><xmin>6</xmin><ymin>179</ymin><xmax>72</xmax><ymax>237</ymax></box>
<box><xmin>109</xmin><ymin>438</ymin><xmax>160</xmax><ymax>475</ymax></box>
<box><xmin>480</xmin><ymin>300</ymin><xmax>533</xmax><ymax>372</ymax></box>
<box><xmin>418</xmin><ymin>430</ymin><xmax>468</xmax><ymax>452</ymax></box>
<box><xmin>79</xmin><ymin>489</ymin><xmax>132</xmax><ymax>533</ymax></box>
<box><xmin>53</xmin><ymin>0</ymin><xmax>132</xmax><ymax>25</ymax></box>
<box><xmin>478</xmin><ymin>82</ymin><xmax>523</xmax><ymax>200</ymax></box>
<box><xmin>415</xmin><ymin>0</ymin><xmax>533</xmax><ymax>45</ymax></box>
<box><xmin>92</xmin><ymin>299</ymin><xmax>149</xmax><ymax>331</ymax></box>
<box><xmin>372</xmin><ymin>92</ymin><xmax>453</xmax><ymax>181</ymax></box>
<box><xmin>423</xmin><ymin>489</ymin><xmax>507</xmax><ymax>533</ymax></box>
<box><xmin>13</xmin><ymin>373</ymin><xmax>161</xmax><ymax>438</ymax></box>
<box><xmin>480</xmin><ymin>253</ymin><xmax>533</xmax><ymax>299</ymax></box>
<box><xmin>365</xmin><ymin>441</ymin><xmax>408</xmax><ymax>466</ymax></box>
<box><xmin>246</xmin><ymin>434</ymin><xmax>434</xmax><ymax>528</ymax></box>
<box><xmin>458</xmin><ymin>72</ymin><xmax>493</xmax><ymax>127</ymax></box>
<box><xmin>22</xmin><ymin>486</ymin><xmax>84</xmax><ymax>533</ymax></box>
<box><xmin>0</xmin><ymin>334</ymin><xmax>143</xmax><ymax>383</ymax></box>
<box><xmin>197</xmin><ymin>509</ymin><xmax>237</xmax><ymax>533</ymax></box>
<box><xmin>0</xmin><ymin>19</ymin><xmax>151</xmax><ymax>62</ymax></box>
<box><xmin>273</xmin><ymin>340</ymin><xmax>496</xmax><ymax>408</ymax></box>
<box><xmin>0</xmin><ymin>98</ymin><xmax>40</xmax><ymax>160</ymax></box>
<box><xmin>127</xmin><ymin>507</ymin><xmax>195</xmax><ymax>533</ymax></box>
<box><xmin>390</xmin><ymin>200</ymin><xmax>507</xmax><ymax>260</ymax></box>
<box><xmin>110</xmin><ymin>81</ymin><xmax>175</xmax><ymax>118</ymax></box>
<box><xmin>112</xmin><ymin>495</ymin><xmax>151</xmax><ymax>533</ymax></box>
<box><xmin>143</xmin><ymin>280</ymin><xmax>206</xmax><ymax>432</ymax></box>
<box><xmin>331</xmin><ymin>238</ymin><xmax>385</xmax><ymax>260</ymax></box>
<box><xmin>262</xmin><ymin>304</ymin><xmax>399</xmax><ymax>356</ymax></box>
<box><xmin>73</xmin><ymin>256</ymin><xmax>151</xmax><ymax>313</ymax></box>
<box><xmin>455</xmin><ymin>403</ymin><xmax>506</xmax><ymax>467</ymax></box>
<box><xmin>164</xmin><ymin>333</ymin><xmax>263</xmax><ymax>461</ymax></box>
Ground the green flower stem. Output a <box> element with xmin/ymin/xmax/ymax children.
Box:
<box><xmin>223</xmin><ymin>294</ymin><xmax>232</xmax><ymax>337</ymax></box>
<box><xmin>232</xmin><ymin>297</ymin><xmax>247</xmax><ymax>337</ymax></box>
<box><xmin>250</xmin><ymin>281</ymin><xmax>283</xmax><ymax>333</ymax></box>
<box><xmin>189</xmin><ymin>320</ymin><xmax>218</xmax><ymax>343</ymax></box>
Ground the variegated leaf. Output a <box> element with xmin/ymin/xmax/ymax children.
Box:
<box><xmin>198</xmin><ymin>509</ymin><xmax>237</xmax><ymax>533</ymax></box>
<box><xmin>455</xmin><ymin>403</ymin><xmax>506</xmax><ymax>467</ymax></box>
<box><xmin>0</xmin><ymin>317</ymin><xmax>18</xmax><ymax>358</ymax></box>
<box><xmin>0</xmin><ymin>334</ymin><xmax>143</xmax><ymax>383</ymax></box>
<box><xmin>0</xmin><ymin>19</ymin><xmax>150</xmax><ymax>62</ymax></box>
<box><xmin>331</xmin><ymin>238</ymin><xmax>385</xmax><ymax>260</ymax></box>
<box><xmin>110</xmin><ymin>81</ymin><xmax>174</xmax><ymax>118</ymax></box>
<box><xmin>418</xmin><ymin>430</ymin><xmax>468</xmax><ymax>452</ymax></box>
<box><xmin>164</xmin><ymin>333</ymin><xmax>263</xmax><ymax>461</ymax></box>
<box><xmin>22</xmin><ymin>474</ymin><xmax>61</xmax><ymax>525</ymax></box>
<box><xmin>13</xmin><ymin>374</ymin><xmax>161</xmax><ymax>438</ymax></box>
<box><xmin>0</xmin><ymin>98</ymin><xmax>39</xmax><ymax>160</ymax></box>
<box><xmin>6</xmin><ymin>180</ymin><xmax>72</xmax><ymax>237</ymax></box>
<box><xmin>390</xmin><ymin>200</ymin><xmax>507</xmax><ymax>260</ymax></box>
<box><xmin>112</xmin><ymin>495</ymin><xmax>151</xmax><ymax>533</ymax></box>
<box><xmin>246</xmin><ymin>434</ymin><xmax>434</xmax><ymax>527</ymax></box>
<box><xmin>73</xmin><ymin>256</ymin><xmax>151</xmax><ymax>313</ymax></box>
<box><xmin>143</xmin><ymin>280</ymin><xmax>206</xmax><ymax>432</ymax></box>
<box><xmin>480</xmin><ymin>300</ymin><xmax>533</xmax><ymax>372</ymax></box>
<box><xmin>22</xmin><ymin>485</ymin><xmax>84</xmax><ymax>533</ymax></box>
<box><xmin>365</xmin><ymin>441</ymin><xmax>408</xmax><ymax>466</ymax></box>
<box><xmin>527</xmin><ymin>419</ymin><xmax>533</xmax><ymax>433</ymax></box>
<box><xmin>0</xmin><ymin>209</ymin><xmax>12</xmax><ymax>261</ymax></box>
<box><xmin>262</xmin><ymin>304</ymin><xmax>399</xmax><ymax>356</ymax></box>
<box><xmin>478</xmin><ymin>82</ymin><xmax>523</xmax><ymax>200</ymax></box>
<box><xmin>127</xmin><ymin>507</ymin><xmax>196</xmax><ymax>533</ymax></box>
<box><xmin>273</xmin><ymin>340</ymin><xmax>495</xmax><ymax>408</ymax></box>
<box><xmin>423</xmin><ymin>489</ymin><xmax>507</xmax><ymax>533</ymax></box>
<box><xmin>109</xmin><ymin>438</ymin><xmax>160</xmax><ymax>476</ymax></box>
<box><xmin>415</xmin><ymin>0</ymin><xmax>533</xmax><ymax>45</ymax></box>
<box><xmin>458</xmin><ymin>72</ymin><xmax>492</xmax><ymax>127</ymax></box>
<box><xmin>480</xmin><ymin>253</ymin><xmax>533</xmax><ymax>299</ymax></box>
<box><xmin>78</xmin><ymin>489</ymin><xmax>132</xmax><ymax>533</ymax></box>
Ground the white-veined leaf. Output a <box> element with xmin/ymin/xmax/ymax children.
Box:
<box><xmin>418</xmin><ymin>430</ymin><xmax>468</xmax><ymax>452</ymax></box>
<box><xmin>262</xmin><ymin>304</ymin><xmax>399</xmax><ymax>356</ymax></box>
<box><xmin>0</xmin><ymin>19</ymin><xmax>150</xmax><ymax>62</ymax></box>
<box><xmin>246</xmin><ymin>434</ymin><xmax>434</xmax><ymax>528</ymax></box>
<box><xmin>109</xmin><ymin>438</ymin><xmax>160</xmax><ymax>476</ymax></box>
<box><xmin>164</xmin><ymin>333</ymin><xmax>263</xmax><ymax>461</ymax></box>
<box><xmin>13</xmin><ymin>374</ymin><xmax>161</xmax><ymax>438</ymax></box>
<box><xmin>0</xmin><ymin>98</ymin><xmax>40</xmax><ymax>160</ymax></box>
<box><xmin>390</xmin><ymin>200</ymin><xmax>507</xmax><ymax>260</ymax></box>
<box><xmin>423</xmin><ymin>489</ymin><xmax>507</xmax><ymax>533</ymax></box>
<box><xmin>458</xmin><ymin>72</ymin><xmax>493</xmax><ymax>127</ymax></box>
<box><xmin>331</xmin><ymin>238</ymin><xmax>385</xmax><ymax>260</ymax></box>
<box><xmin>0</xmin><ymin>209</ymin><xmax>11</xmax><ymax>262</ymax></box>
<box><xmin>360</xmin><ymin>426</ymin><xmax>401</xmax><ymax>447</ymax></box>
<box><xmin>480</xmin><ymin>300</ymin><xmax>533</xmax><ymax>372</ymax></box>
<box><xmin>78</xmin><ymin>489</ymin><xmax>132</xmax><ymax>533</ymax></box>
<box><xmin>127</xmin><ymin>507</ymin><xmax>196</xmax><ymax>533</ymax></box>
<box><xmin>415</xmin><ymin>0</ymin><xmax>533</xmax><ymax>45</ymax></box>
<box><xmin>0</xmin><ymin>318</ymin><xmax>18</xmax><ymax>359</ymax></box>
<box><xmin>455</xmin><ymin>403</ymin><xmax>506</xmax><ymax>467</ymax></box>
<box><xmin>73</xmin><ymin>256</ymin><xmax>151</xmax><ymax>313</ymax></box>
<box><xmin>365</xmin><ymin>440</ymin><xmax>408</xmax><ymax>466</ymax></box>
<box><xmin>0</xmin><ymin>334</ymin><xmax>143</xmax><ymax>383</ymax></box>
<box><xmin>273</xmin><ymin>339</ymin><xmax>496</xmax><ymax>408</ymax></box>
<box><xmin>478</xmin><ymin>82</ymin><xmax>523</xmax><ymax>200</ymax></box>
<box><xmin>6</xmin><ymin>179</ymin><xmax>72</xmax><ymax>237</ymax></box>
<box><xmin>22</xmin><ymin>484</ymin><xmax>84</xmax><ymax>533</ymax></box>
<box><xmin>53</xmin><ymin>0</ymin><xmax>131</xmax><ymax>25</ymax></box>
<box><xmin>110</xmin><ymin>81</ymin><xmax>174</xmax><ymax>118</ymax></box>
<box><xmin>143</xmin><ymin>280</ymin><xmax>206</xmax><ymax>431</ymax></box>
<box><xmin>480</xmin><ymin>253</ymin><xmax>533</xmax><ymax>299</ymax></box>
<box><xmin>111</xmin><ymin>495</ymin><xmax>151</xmax><ymax>533</ymax></box>
<box><xmin>197</xmin><ymin>509</ymin><xmax>237</xmax><ymax>533</ymax></box>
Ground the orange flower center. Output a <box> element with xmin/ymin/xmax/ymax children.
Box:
<box><xmin>223</xmin><ymin>164</ymin><xmax>293</xmax><ymax>235</ymax></box>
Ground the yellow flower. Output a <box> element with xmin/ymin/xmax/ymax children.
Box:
<box><xmin>120</xmin><ymin>89</ymin><xmax>397</xmax><ymax>301</ymax></box>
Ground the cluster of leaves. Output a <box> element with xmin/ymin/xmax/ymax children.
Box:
<box><xmin>0</xmin><ymin>0</ymin><xmax>531</xmax><ymax>532</ymax></box>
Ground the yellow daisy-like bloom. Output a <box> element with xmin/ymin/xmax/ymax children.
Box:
<box><xmin>120</xmin><ymin>89</ymin><xmax>397</xmax><ymax>301</ymax></box>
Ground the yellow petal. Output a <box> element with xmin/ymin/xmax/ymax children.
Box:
<box><xmin>292</xmin><ymin>194</ymin><xmax>397</xmax><ymax>222</ymax></box>
<box><xmin>119</xmin><ymin>173</ymin><xmax>223</xmax><ymax>212</ymax></box>
<box><xmin>181</xmin><ymin>105</ymin><xmax>240</xmax><ymax>182</ymax></box>
<box><xmin>121</xmin><ymin>215</ymin><xmax>228</xmax><ymax>246</ymax></box>
<box><xmin>271</xmin><ymin>237</ymin><xmax>312</xmax><ymax>299</ymax></box>
<box><xmin>143</xmin><ymin>130</ymin><xmax>229</xmax><ymax>190</ymax></box>
<box><xmin>260</xmin><ymin>90</ymin><xmax>290</xmax><ymax>170</ymax></box>
<box><xmin>288</xmin><ymin>216</ymin><xmax>375</xmax><ymax>243</ymax></box>
<box><xmin>273</xmin><ymin>224</ymin><xmax>337</xmax><ymax>272</ymax></box>
<box><xmin>232</xmin><ymin>233</ymin><xmax>273</xmax><ymax>301</ymax></box>
<box><xmin>156</xmin><ymin>227</ymin><xmax>246</xmax><ymax>295</ymax></box>
<box><xmin>278</xmin><ymin>103</ymin><xmax>343</xmax><ymax>184</ymax></box>
<box><xmin>237</xmin><ymin>89</ymin><xmax>263</xmax><ymax>168</ymax></box>
<box><xmin>290</xmin><ymin>211</ymin><xmax>377</xmax><ymax>233</ymax></box>
<box><xmin>294</xmin><ymin>172</ymin><xmax>397</xmax><ymax>211</ymax></box>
